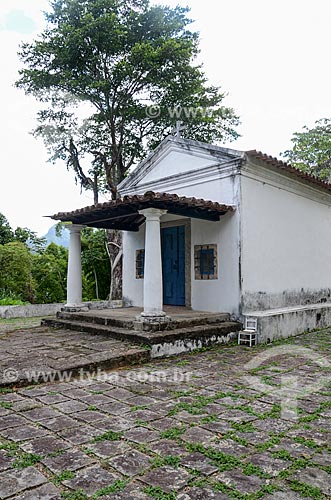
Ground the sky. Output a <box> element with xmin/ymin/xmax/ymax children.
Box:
<box><xmin>0</xmin><ymin>0</ymin><xmax>330</xmax><ymax>236</ymax></box>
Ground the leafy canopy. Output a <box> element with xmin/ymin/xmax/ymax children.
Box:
<box><xmin>282</xmin><ymin>118</ymin><xmax>331</xmax><ymax>181</ymax></box>
<box><xmin>16</xmin><ymin>0</ymin><xmax>240</xmax><ymax>201</ymax></box>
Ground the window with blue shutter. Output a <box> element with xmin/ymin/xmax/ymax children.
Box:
<box><xmin>194</xmin><ymin>244</ymin><xmax>218</xmax><ymax>280</ymax></box>
<box><xmin>136</xmin><ymin>249</ymin><xmax>145</xmax><ymax>279</ymax></box>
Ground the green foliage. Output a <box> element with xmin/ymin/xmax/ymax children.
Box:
<box><xmin>16</xmin><ymin>0</ymin><xmax>239</xmax><ymax>201</ymax></box>
<box><xmin>0</xmin><ymin>214</ymin><xmax>109</xmax><ymax>304</ymax></box>
<box><xmin>0</xmin><ymin>242</ymin><xmax>34</xmax><ymax>303</ymax></box>
<box><xmin>282</xmin><ymin>118</ymin><xmax>331</xmax><ymax>181</ymax></box>
<box><xmin>0</xmin><ymin>294</ymin><xmax>29</xmax><ymax>306</ymax></box>
<box><xmin>31</xmin><ymin>243</ymin><xmax>68</xmax><ymax>303</ymax></box>
<box><xmin>81</xmin><ymin>228</ymin><xmax>110</xmax><ymax>299</ymax></box>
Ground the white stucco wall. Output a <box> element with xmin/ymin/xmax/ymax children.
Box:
<box><xmin>241</xmin><ymin>164</ymin><xmax>331</xmax><ymax>310</ymax></box>
<box><xmin>191</xmin><ymin>214</ymin><xmax>240</xmax><ymax>315</ymax></box>
<box><xmin>122</xmin><ymin>226</ymin><xmax>145</xmax><ymax>307</ymax></box>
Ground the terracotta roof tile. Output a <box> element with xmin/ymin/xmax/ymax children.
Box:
<box><xmin>246</xmin><ymin>150</ymin><xmax>331</xmax><ymax>192</ymax></box>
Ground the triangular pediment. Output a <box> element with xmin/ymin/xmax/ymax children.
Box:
<box><xmin>118</xmin><ymin>136</ymin><xmax>243</xmax><ymax>194</ymax></box>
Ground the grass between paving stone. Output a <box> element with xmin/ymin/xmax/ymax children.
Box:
<box><xmin>91</xmin><ymin>430</ymin><xmax>123</xmax><ymax>442</ymax></box>
<box><xmin>53</xmin><ymin>470</ymin><xmax>76</xmax><ymax>485</ymax></box>
<box><xmin>12</xmin><ymin>452</ymin><xmax>42</xmax><ymax>469</ymax></box>
<box><xmin>289</xmin><ymin>479</ymin><xmax>324</xmax><ymax>500</ymax></box>
<box><xmin>143</xmin><ymin>486</ymin><xmax>177</xmax><ymax>500</ymax></box>
<box><xmin>60</xmin><ymin>480</ymin><xmax>128</xmax><ymax>500</ymax></box>
<box><xmin>149</xmin><ymin>455</ymin><xmax>181</xmax><ymax>468</ymax></box>
<box><xmin>0</xmin><ymin>402</ymin><xmax>12</xmax><ymax>409</ymax></box>
<box><xmin>159</xmin><ymin>426</ymin><xmax>186</xmax><ymax>440</ymax></box>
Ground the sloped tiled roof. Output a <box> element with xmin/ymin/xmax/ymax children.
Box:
<box><xmin>246</xmin><ymin>150</ymin><xmax>331</xmax><ymax>193</ymax></box>
<box><xmin>51</xmin><ymin>191</ymin><xmax>234</xmax><ymax>231</ymax></box>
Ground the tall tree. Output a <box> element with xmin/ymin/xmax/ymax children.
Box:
<box><xmin>282</xmin><ymin>118</ymin><xmax>331</xmax><ymax>181</ymax></box>
<box><xmin>0</xmin><ymin>213</ymin><xmax>14</xmax><ymax>245</ymax></box>
<box><xmin>16</xmin><ymin>0</ymin><xmax>240</xmax><ymax>298</ymax></box>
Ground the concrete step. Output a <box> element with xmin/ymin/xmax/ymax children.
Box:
<box><xmin>55</xmin><ymin>310</ymin><xmax>232</xmax><ymax>332</ymax></box>
<box><xmin>42</xmin><ymin>317</ymin><xmax>242</xmax><ymax>358</ymax></box>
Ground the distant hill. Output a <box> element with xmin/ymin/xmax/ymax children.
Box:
<box><xmin>43</xmin><ymin>224</ymin><xmax>70</xmax><ymax>248</ymax></box>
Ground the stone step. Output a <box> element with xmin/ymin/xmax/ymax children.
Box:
<box><xmin>55</xmin><ymin>310</ymin><xmax>231</xmax><ymax>332</ymax></box>
<box><xmin>43</xmin><ymin>317</ymin><xmax>242</xmax><ymax>358</ymax></box>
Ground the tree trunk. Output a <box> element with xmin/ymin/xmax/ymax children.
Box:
<box><xmin>106</xmin><ymin>229</ymin><xmax>123</xmax><ymax>301</ymax></box>
<box><xmin>93</xmin><ymin>267</ymin><xmax>99</xmax><ymax>299</ymax></box>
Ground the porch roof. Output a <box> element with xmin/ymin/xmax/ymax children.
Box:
<box><xmin>50</xmin><ymin>191</ymin><xmax>234</xmax><ymax>231</ymax></box>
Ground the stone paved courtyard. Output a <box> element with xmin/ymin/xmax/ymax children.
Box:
<box><xmin>0</xmin><ymin>325</ymin><xmax>330</xmax><ymax>499</ymax></box>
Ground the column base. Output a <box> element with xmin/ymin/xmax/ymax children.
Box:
<box><xmin>134</xmin><ymin>312</ymin><xmax>172</xmax><ymax>332</ymax></box>
<box><xmin>63</xmin><ymin>304</ymin><xmax>89</xmax><ymax>313</ymax></box>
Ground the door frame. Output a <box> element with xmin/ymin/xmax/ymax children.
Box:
<box><xmin>161</xmin><ymin>218</ymin><xmax>191</xmax><ymax>308</ymax></box>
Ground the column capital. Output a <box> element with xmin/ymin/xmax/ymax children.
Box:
<box><xmin>67</xmin><ymin>224</ymin><xmax>84</xmax><ymax>234</ymax></box>
<box><xmin>138</xmin><ymin>208</ymin><xmax>167</xmax><ymax>220</ymax></box>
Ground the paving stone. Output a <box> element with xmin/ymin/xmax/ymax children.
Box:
<box><xmin>218</xmin><ymin>409</ymin><xmax>257</xmax><ymax>423</ymax></box>
<box><xmin>271</xmin><ymin>438</ymin><xmax>315</xmax><ymax>459</ymax></box>
<box><xmin>0</xmin><ymin>408</ymin><xmax>11</xmax><ymax>418</ymax></box>
<box><xmin>104</xmin><ymin>387</ymin><xmax>136</xmax><ymax>401</ymax></box>
<box><xmin>37</xmin><ymin>393</ymin><xmax>71</xmax><ymax>405</ymax></box>
<box><xmin>174</xmin><ymin>411</ymin><xmax>208</xmax><ymax>425</ymax></box>
<box><xmin>128</xmin><ymin>395</ymin><xmax>158</xmax><ymax>407</ymax></box>
<box><xmin>22</xmin><ymin>407</ymin><xmax>60</xmax><ymax>422</ymax></box>
<box><xmin>180</xmin><ymin>452</ymin><xmax>218</xmax><ymax>475</ymax></box>
<box><xmin>212</xmin><ymin>438</ymin><xmax>250</xmax><ymax>457</ymax></box>
<box><xmin>149</xmin><ymin>439</ymin><xmax>188</xmax><ymax>457</ymax></box>
<box><xmin>252</xmin><ymin>418</ymin><xmax>294</xmax><ymax>434</ymax></box>
<box><xmin>0</xmin><ymin>415</ymin><xmax>28</xmax><ymax>431</ymax></box>
<box><xmin>62</xmin><ymin>465</ymin><xmax>119</xmax><ymax>495</ymax></box>
<box><xmin>0</xmin><ymin>466</ymin><xmax>47</xmax><ymax>499</ymax></box>
<box><xmin>10</xmin><ymin>400</ymin><xmax>41</xmax><ymax>412</ymax></box>
<box><xmin>41</xmin><ymin>415</ymin><xmax>80</xmax><ymax>431</ymax></box>
<box><xmin>124</xmin><ymin>426</ymin><xmax>159</xmax><ymax>444</ymax></box>
<box><xmin>107</xmin><ymin>481</ymin><xmax>150</xmax><ymax>499</ymax></box>
<box><xmin>109</xmin><ymin>449</ymin><xmax>150</xmax><ymax>475</ymax></box>
<box><xmin>263</xmin><ymin>492</ymin><xmax>305</xmax><ymax>500</ymax></box>
<box><xmin>0</xmin><ymin>450</ymin><xmax>16</xmax><ymax>472</ymax></box>
<box><xmin>124</xmin><ymin>409</ymin><xmax>160</xmax><ymax>423</ymax></box>
<box><xmin>199</xmin><ymin>419</ymin><xmax>234</xmax><ymax>435</ymax></box>
<box><xmin>98</xmin><ymin>401</ymin><xmax>132</xmax><ymax>415</ymax></box>
<box><xmin>13</xmin><ymin>483</ymin><xmax>61</xmax><ymax>500</ymax></box>
<box><xmin>216</xmin><ymin>468</ymin><xmax>267</xmax><ymax>494</ymax></box>
<box><xmin>290</xmin><ymin>466</ymin><xmax>331</xmax><ymax>495</ymax></box>
<box><xmin>88</xmin><ymin>440</ymin><xmax>129</xmax><ymax>458</ymax></box>
<box><xmin>181</xmin><ymin>426</ymin><xmax>217</xmax><ymax>446</ymax></box>
<box><xmin>0</xmin><ymin>424</ymin><xmax>48</xmax><ymax>442</ymax></box>
<box><xmin>42</xmin><ymin>449</ymin><xmax>93</xmax><ymax>473</ymax></box>
<box><xmin>312</xmin><ymin>449</ymin><xmax>331</xmax><ymax>466</ymax></box>
<box><xmin>51</xmin><ymin>400</ymin><xmax>89</xmax><ymax>413</ymax></box>
<box><xmin>57</xmin><ymin>424</ymin><xmax>100</xmax><ymax>445</ymax></box>
<box><xmin>248</xmin><ymin>452</ymin><xmax>290</xmax><ymax>476</ymax></box>
<box><xmin>71</xmin><ymin>410</ymin><xmax>106</xmax><ymax>422</ymax></box>
<box><xmin>140</xmin><ymin>466</ymin><xmax>190</xmax><ymax>492</ymax></box>
<box><xmin>21</xmin><ymin>436</ymin><xmax>70</xmax><ymax>455</ymax></box>
<box><xmin>177</xmin><ymin>487</ymin><xmax>231</xmax><ymax>499</ymax></box>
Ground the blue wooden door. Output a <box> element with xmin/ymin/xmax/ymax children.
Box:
<box><xmin>161</xmin><ymin>226</ymin><xmax>185</xmax><ymax>306</ymax></box>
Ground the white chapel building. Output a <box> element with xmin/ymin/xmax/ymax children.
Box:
<box><xmin>54</xmin><ymin>136</ymin><xmax>331</xmax><ymax>342</ymax></box>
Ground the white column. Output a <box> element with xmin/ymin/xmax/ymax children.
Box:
<box><xmin>66</xmin><ymin>224</ymin><xmax>83</xmax><ymax>307</ymax></box>
<box><xmin>139</xmin><ymin>208</ymin><xmax>167</xmax><ymax>318</ymax></box>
